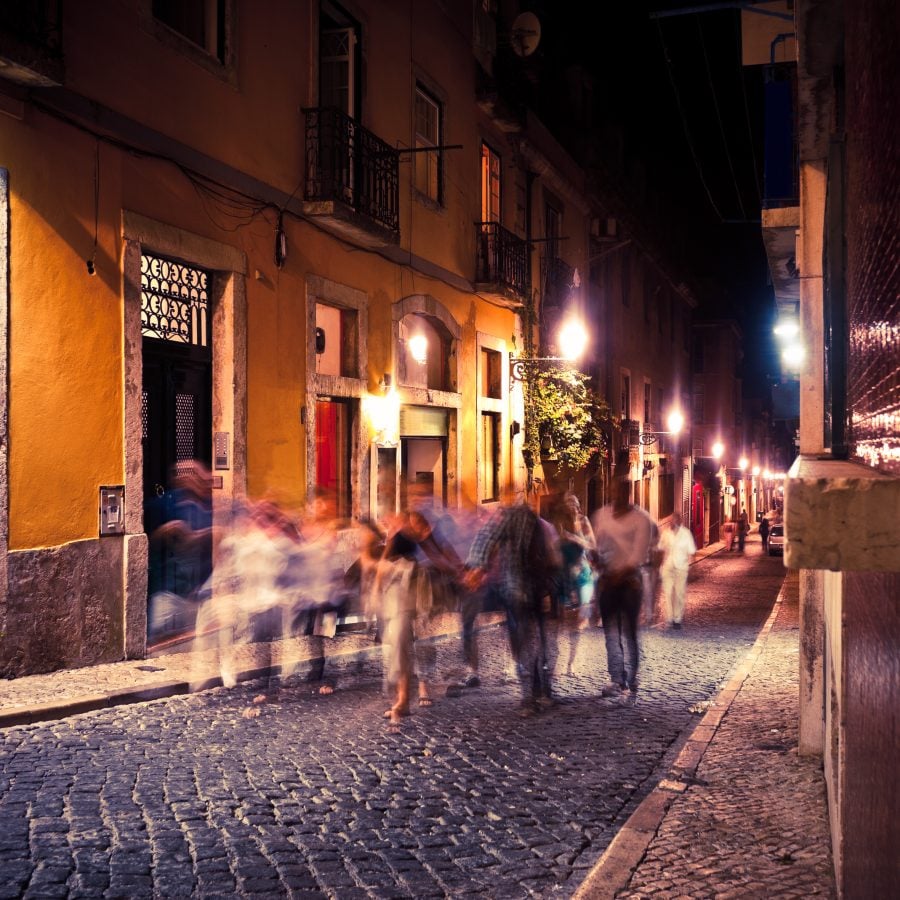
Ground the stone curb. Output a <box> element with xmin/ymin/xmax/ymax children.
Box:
<box><xmin>572</xmin><ymin>572</ymin><xmax>787</xmax><ymax>900</ymax></box>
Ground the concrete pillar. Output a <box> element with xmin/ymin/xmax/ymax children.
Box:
<box><xmin>797</xmin><ymin>160</ymin><xmax>827</xmax><ymax>456</ymax></box>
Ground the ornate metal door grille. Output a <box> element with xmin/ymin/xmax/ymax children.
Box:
<box><xmin>141</xmin><ymin>253</ymin><xmax>211</xmax><ymax>353</ymax></box>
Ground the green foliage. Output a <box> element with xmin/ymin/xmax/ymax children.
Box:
<box><xmin>524</xmin><ymin>366</ymin><xmax>611</xmax><ymax>471</ymax></box>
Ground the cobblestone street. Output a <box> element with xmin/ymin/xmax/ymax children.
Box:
<box><xmin>0</xmin><ymin>542</ymin><xmax>801</xmax><ymax>899</ymax></box>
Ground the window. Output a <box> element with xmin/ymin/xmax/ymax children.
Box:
<box><xmin>643</xmin><ymin>278</ymin><xmax>651</xmax><ymax>324</ymax></box>
<box><xmin>399</xmin><ymin>314</ymin><xmax>453</xmax><ymax>391</ymax></box>
<box><xmin>692</xmin><ymin>334</ymin><xmax>705</xmax><ymax>373</ymax></box>
<box><xmin>544</xmin><ymin>202</ymin><xmax>561</xmax><ymax>261</ymax></box>
<box><xmin>658</xmin><ymin>473</ymin><xmax>675</xmax><ymax>519</ymax></box>
<box><xmin>315</xmin><ymin>303</ymin><xmax>358</xmax><ymax>377</ymax></box>
<box><xmin>481</xmin><ymin>348</ymin><xmax>502</xmax><ymax>399</ymax></box>
<box><xmin>319</xmin><ymin>1</ymin><xmax>360</xmax><ymax>117</ymax></box>
<box><xmin>141</xmin><ymin>254</ymin><xmax>210</xmax><ymax>351</ymax></box>
<box><xmin>480</xmin><ymin>412</ymin><xmax>501</xmax><ymax>502</ymax></box>
<box><xmin>644</xmin><ymin>382</ymin><xmax>652</xmax><ymax>424</ymax></box>
<box><xmin>692</xmin><ymin>384</ymin><xmax>705</xmax><ymax>424</ymax></box>
<box><xmin>481</xmin><ymin>143</ymin><xmax>501</xmax><ymax>223</ymax></box>
<box><xmin>415</xmin><ymin>85</ymin><xmax>442</xmax><ymax>203</ymax></box>
<box><xmin>621</xmin><ymin>373</ymin><xmax>631</xmax><ymax>420</ymax></box>
<box><xmin>316</xmin><ymin>398</ymin><xmax>352</xmax><ymax>518</ymax></box>
<box><xmin>153</xmin><ymin>0</ymin><xmax>226</xmax><ymax>61</ymax></box>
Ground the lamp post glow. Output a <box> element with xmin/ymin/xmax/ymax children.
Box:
<box><xmin>558</xmin><ymin>317</ymin><xmax>588</xmax><ymax>362</ymax></box>
<box><xmin>666</xmin><ymin>410</ymin><xmax>685</xmax><ymax>435</ymax></box>
<box><xmin>782</xmin><ymin>343</ymin><xmax>805</xmax><ymax>369</ymax></box>
<box><xmin>739</xmin><ymin>456</ymin><xmax>748</xmax><ymax>471</ymax></box>
<box><xmin>712</xmin><ymin>441</ymin><xmax>724</xmax><ymax>461</ymax></box>
<box><xmin>773</xmin><ymin>319</ymin><xmax>800</xmax><ymax>339</ymax></box>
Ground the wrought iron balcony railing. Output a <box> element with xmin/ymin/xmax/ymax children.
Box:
<box><xmin>543</xmin><ymin>255</ymin><xmax>575</xmax><ymax>298</ymax></box>
<box><xmin>303</xmin><ymin>107</ymin><xmax>400</xmax><ymax>234</ymax></box>
<box><xmin>475</xmin><ymin>221</ymin><xmax>529</xmax><ymax>299</ymax></box>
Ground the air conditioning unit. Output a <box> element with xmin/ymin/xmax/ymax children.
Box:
<box><xmin>590</xmin><ymin>216</ymin><xmax>618</xmax><ymax>241</ymax></box>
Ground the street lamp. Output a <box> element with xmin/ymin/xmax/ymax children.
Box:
<box><xmin>712</xmin><ymin>441</ymin><xmax>724</xmax><ymax>460</ymax></box>
<box><xmin>509</xmin><ymin>315</ymin><xmax>588</xmax><ymax>383</ymax></box>
<box><xmin>638</xmin><ymin>409</ymin><xmax>686</xmax><ymax>445</ymax></box>
<box><xmin>739</xmin><ymin>456</ymin><xmax>749</xmax><ymax>471</ymax></box>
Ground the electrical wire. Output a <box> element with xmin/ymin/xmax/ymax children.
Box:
<box><xmin>696</xmin><ymin>14</ymin><xmax>746</xmax><ymax>221</ymax></box>
<box><xmin>654</xmin><ymin>18</ymin><xmax>725</xmax><ymax>223</ymax></box>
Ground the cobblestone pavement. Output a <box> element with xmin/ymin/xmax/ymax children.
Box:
<box><xmin>614</xmin><ymin>572</ymin><xmax>835</xmax><ymax>899</ymax></box>
<box><xmin>0</xmin><ymin>540</ymin><xmax>806</xmax><ymax>899</ymax></box>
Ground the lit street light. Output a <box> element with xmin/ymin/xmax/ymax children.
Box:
<box><xmin>712</xmin><ymin>441</ymin><xmax>724</xmax><ymax>460</ymax></box>
<box><xmin>558</xmin><ymin>316</ymin><xmax>588</xmax><ymax>362</ymax></box>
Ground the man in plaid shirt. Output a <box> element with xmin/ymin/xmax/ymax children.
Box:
<box><xmin>464</xmin><ymin>492</ymin><xmax>553</xmax><ymax>715</ymax></box>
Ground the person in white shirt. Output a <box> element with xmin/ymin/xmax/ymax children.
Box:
<box><xmin>658</xmin><ymin>511</ymin><xmax>697</xmax><ymax>630</ymax></box>
<box><xmin>591</xmin><ymin>478</ymin><xmax>654</xmax><ymax>697</ymax></box>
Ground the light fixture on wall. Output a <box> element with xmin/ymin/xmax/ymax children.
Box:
<box><xmin>365</xmin><ymin>376</ymin><xmax>400</xmax><ymax>446</ymax></box>
<box><xmin>409</xmin><ymin>334</ymin><xmax>428</xmax><ymax>365</ymax></box>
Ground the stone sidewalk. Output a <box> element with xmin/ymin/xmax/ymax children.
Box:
<box><xmin>574</xmin><ymin>569</ymin><xmax>836</xmax><ymax>899</ymax></box>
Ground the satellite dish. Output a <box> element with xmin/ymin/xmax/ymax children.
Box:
<box><xmin>510</xmin><ymin>11</ymin><xmax>541</xmax><ymax>57</ymax></box>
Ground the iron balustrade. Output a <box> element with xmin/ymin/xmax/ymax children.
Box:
<box><xmin>475</xmin><ymin>221</ymin><xmax>529</xmax><ymax>298</ymax></box>
<box><xmin>543</xmin><ymin>255</ymin><xmax>575</xmax><ymax>299</ymax></box>
<box><xmin>303</xmin><ymin>107</ymin><xmax>399</xmax><ymax>234</ymax></box>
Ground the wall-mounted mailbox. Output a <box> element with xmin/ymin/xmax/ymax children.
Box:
<box><xmin>99</xmin><ymin>485</ymin><xmax>125</xmax><ymax>536</ymax></box>
<box><xmin>214</xmin><ymin>431</ymin><xmax>230</xmax><ymax>470</ymax></box>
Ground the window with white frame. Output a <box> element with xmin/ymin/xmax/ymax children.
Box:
<box><xmin>415</xmin><ymin>85</ymin><xmax>442</xmax><ymax>203</ymax></box>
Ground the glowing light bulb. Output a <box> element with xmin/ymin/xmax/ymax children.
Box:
<box><xmin>409</xmin><ymin>334</ymin><xmax>428</xmax><ymax>365</ymax></box>
<box><xmin>666</xmin><ymin>410</ymin><xmax>685</xmax><ymax>434</ymax></box>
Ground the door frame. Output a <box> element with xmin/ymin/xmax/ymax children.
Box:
<box><xmin>123</xmin><ymin>210</ymin><xmax>247</xmax><ymax>658</ymax></box>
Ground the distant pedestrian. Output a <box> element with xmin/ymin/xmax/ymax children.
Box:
<box><xmin>658</xmin><ymin>511</ymin><xmax>697</xmax><ymax>630</ymax></box>
<box><xmin>759</xmin><ymin>515</ymin><xmax>770</xmax><ymax>554</ymax></box>
<box><xmin>737</xmin><ymin>508</ymin><xmax>749</xmax><ymax>552</ymax></box>
<box><xmin>723</xmin><ymin>519</ymin><xmax>736</xmax><ymax>551</ymax></box>
<box><xmin>591</xmin><ymin>477</ymin><xmax>654</xmax><ymax>699</ymax></box>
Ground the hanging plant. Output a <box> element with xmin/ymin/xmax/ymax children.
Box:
<box><xmin>524</xmin><ymin>366</ymin><xmax>612</xmax><ymax>471</ymax></box>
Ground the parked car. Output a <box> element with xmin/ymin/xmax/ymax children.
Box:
<box><xmin>768</xmin><ymin>524</ymin><xmax>785</xmax><ymax>556</ymax></box>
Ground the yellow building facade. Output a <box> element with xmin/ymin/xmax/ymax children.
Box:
<box><xmin>0</xmin><ymin>0</ymin><xmax>594</xmax><ymax>674</ymax></box>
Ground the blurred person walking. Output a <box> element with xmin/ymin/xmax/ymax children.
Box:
<box><xmin>373</xmin><ymin>510</ymin><xmax>448</xmax><ymax>724</ymax></box>
<box><xmin>552</xmin><ymin>492</ymin><xmax>598</xmax><ymax>675</ymax></box>
<box><xmin>759</xmin><ymin>514</ymin><xmax>770</xmax><ymax>555</ymax></box>
<box><xmin>464</xmin><ymin>490</ymin><xmax>553</xmax><ymax>716</ymax></box>
<box><xmin>591</xmin><ymin>476</ymin><xmax>654</xmax><ymax>699</ymax></box>
<box><xmin>658</xmin><ymin>511</ymin><xmax>697</xmax><ymax>630</ymax></box>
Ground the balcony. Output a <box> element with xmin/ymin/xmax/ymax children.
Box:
<box><xmin>302</xmin><ymin>107</ymin><xmax>400</xmax><ymax>248</ymax></box>
<box><xmin>474</xmin><ymin>222</ymin><xmax>529</xmax><ymax>307</ymax></box>
<box><xmin>0</xmin><ymin>0</ymin><xmax>63</xmax><ymax>87</ymax></box>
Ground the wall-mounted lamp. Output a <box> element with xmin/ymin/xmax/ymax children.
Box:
<box><xmin>409</xmin><ymin>334</ymin><xmax>428</xmax><ymax>365</ymax></box>
<box><xmin>637</xmin><ymin>409</ymin><xmax>686</xmax><ymax>446</ymax></box>
<box><xmin>315</xmin><ymin>327</ymin><xmax>326</xmax><ymax>354</ymax></box>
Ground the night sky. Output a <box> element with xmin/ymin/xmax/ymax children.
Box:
<box><xmin>523</xmin><ymin>0</ymin><xmax>781</xmax><ymax>400</ymax></box>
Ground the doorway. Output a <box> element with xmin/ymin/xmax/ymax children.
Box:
<box><xmin>140</xmin><ymin>253</ymin><xmax>213</xmax><ymax>645</ymax></box>
<box><xmin>401</xmin><ymin>437</ymin><xmax>447</xmax><ymax>512</ymax></box>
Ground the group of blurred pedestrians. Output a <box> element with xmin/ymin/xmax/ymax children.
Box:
<box><xmin>148</xmin><ymin>460</ymin><xmax>698</xmax><ymax>724</ymax></box>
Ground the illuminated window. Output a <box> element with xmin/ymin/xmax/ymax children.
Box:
<box><xmin>399</xmin><ymin>314</ymin><xmax>453</xmax><ymax>391</ymax></box>
<box><xmin>315</xmin><ymin>303</ymin><xmax>358</xmax><ymax>378</ymax></box>
<box><xmin>481</xmin><ymin>412</ymin><xmax>501</xmax><ymax>502</ymax></box>
<box><xmin>415</xmin><ymin>85</ymin><xmax>442</xmax><ymax>203</ymax></box>
<box><xmin>481</xmin><ymin>348</ymin><xmax>502</xmax><ymax>399</ymax></box>
<box><xmin>481</xmin><ymin>143</ymin><xmax>501</xmax><ymax>223</ymax></box>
